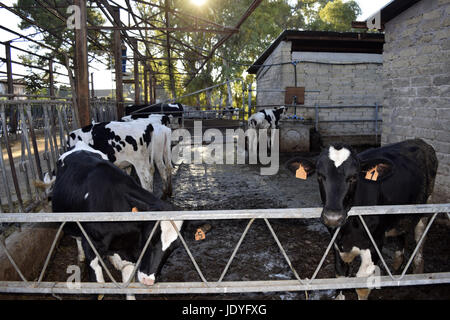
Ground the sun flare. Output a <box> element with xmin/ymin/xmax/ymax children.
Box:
<box><xmin>191</xmin><ymin>0</ymin><xmax>207</xmax><ymax>6</ymax></box>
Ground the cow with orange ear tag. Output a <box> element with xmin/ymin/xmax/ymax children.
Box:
<box><xmin>285</xmin><ymin>139</ymin><xmax>438</xmax><ymax>300</ymax></box>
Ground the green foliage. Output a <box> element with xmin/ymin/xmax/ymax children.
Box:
<box><xmin>23</xmin><ymin>72</ymin><xmax>48</xmax><ymax>95</ymax></box>
<box><xmin>318</xmin><ymin>0</ymin><xmax>361</xmax><ymax>31</ymax></box>
<box><xmin>162</xmin><ymin>0</ymin><xmax>362</xmax><ymax>104</ymax></box>
<box><xmin>13</xmin><ymin>0</ymin><xmax>361</xmax><ymax>101</ymax></box>
<box><xmin>14</xmin><ymin>0</ymin><xmax>109</xmax><ymax>94</ymax></box>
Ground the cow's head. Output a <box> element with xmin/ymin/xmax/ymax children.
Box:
<box><xmin>286</xmin><ymin>144</ymin><xmax>394</xmax><ymax>228</ymax></box>
<box><xmin>274</xmin><ymin>106</ymin><xmax>288</xmax><ymax>120</ymax></box>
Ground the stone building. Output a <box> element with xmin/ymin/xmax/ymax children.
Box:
<box><xmin>247</xmin><ymin>31</ymin><xmax>385</xmax><ymax>145</ymax></box>
<box><xmin>372</xmin><ymin>0</ymin><xmax>449</xmax><ymax>202</ymax></box>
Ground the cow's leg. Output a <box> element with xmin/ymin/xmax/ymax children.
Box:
<box><xmin>154</xmin><ymin>156</ymin><xmax>169</xmax><ymax>199</ymax></box>
<box><xmin>387</xmin><ymin>230</ymin><xmax>406</xmax><ymax>272</ymax></box>
<box><xmin>163</xmin><ymin>129</ymin><xmax>173</xmax><ymax>198</ymax></box>
<box><xmin>108</xmin><ymin>253</ymin><xmax>136</xmax><ymax>300</ymax></box>
<box><xmin>163</xmin><ymin>153</ymin><xmax>173</xmax><ymax>199</ymax></box>
<box><xmin>334</xmin><ymin>244</ymin><xmax>350</xmax><ymax>277</ymax></box>
<box><xmin>333</xmin><ymin>244</ymin><xmax>351</xmax><ymax>300</ymax></box>
<box><xmin>133</xmin><ymin>161</ymin><xmax>154</xmax><ymax>193</ymax></box>
<box><xmin>82</xmin><ymin>239</ymin><xmax>106</xmax><ymax>300</ymax></box>
<box><xmin>413</xmin><ymin>216</ymin><xmax>429</xmax><ymax>274</ymax></box>
<box><xmin>81</xmin><ymin>231</ymin><xmax>112</xmax><ymax>300</ymax></box>
<box><xmin>355</xmin><ymin>249</ymin><xmax>376</xmax><ymax>300</ymax></box>
<box><xmin>82</xmin><ymin>240</ymin><xmax>105</xmax><ymax>284</ymax></box>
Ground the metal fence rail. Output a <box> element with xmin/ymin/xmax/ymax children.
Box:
<box><xmin>0</xmin><ymin>203</ymin><xmax>449</xmax><ymax>296</ymax></box>
<box><xmin>0</xmin><ymin>99</ymin><xmax>116</xmax><ymax>213</ymax></box>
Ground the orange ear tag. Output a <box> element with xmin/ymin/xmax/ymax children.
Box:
<box><xmin>195</xmin><ymin>229</ymin><xmax>206</xmax><ymax>241</ymax></box>
<box><xmin>195</xmin><ymin>224</ymin><xmax>211</xmax><ymax>241</ymax></box>
<box><xmin>296</xmin><ymin>164</ymin><xmax>307</xmax><ymax>180</ymax></box>
<box><xmin>132</xmin><ymin>207</ymin><xmax>138</xmax><ymax>213</ymax></box>
<box><xmin>365</xmin><ymin>166</ymin><xmax>379</xmax><ymax>181</ymax></box>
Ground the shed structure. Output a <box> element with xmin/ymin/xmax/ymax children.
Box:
<box><xmin>248</xmin><ymin>30</ymin><xmax>385</xmax><ymax>145</ymax></box>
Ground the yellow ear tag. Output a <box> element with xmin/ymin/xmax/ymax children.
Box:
<box><xmin>132</xmin><ymin>207</ymin><xmax>138</xmax><ymax>213</ymax></box>
<box><xmin>365</xmin><ymin>166</ymin><xmax>379</xmax><ymax>181</ymax></box>
<box><xmin>296</xmin><ymin>164</ymin><xmax>307</xmax><ymax>180</ymax></box>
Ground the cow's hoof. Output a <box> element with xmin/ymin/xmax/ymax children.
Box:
<box><xmin>138</xmin><ymin>272</ymin><xmax>155</xmax><ymax>286</ymax></box>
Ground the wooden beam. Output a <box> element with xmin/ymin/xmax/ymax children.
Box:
<box><xmin>5</xmin><ymin>42</ymin><xmax>13</xmax><ymax>98</ymax></box>
<box><xmin>165</xmin><ymin>0</ymin><xmax>176</xmax><ymax>99</ymax></box>
<box><xmin>74</xmin><ymin>0</ymin><xmax>90</xmax><ymax>127</ymax></box>
<box><xmin>91</xmin><ymin>72</ymin><xmax>95</xmax><ymax>98</ymax></box>
<box><xmin>112</xmin><ymin>6</ymin><xmax>124</xmax><ymax>118</ymax></box>
<box><xmin>143</xmin><ymin>65</ymin><xmax>148</xmax><ymax>104</ymax></box>
<box><xmin>48</xmin><ymin>60</ymin><xmax>55</xmax><ymax>97</ymax></box>
<box><xmin>133</xmin><ymin>38</ymin><xmax>140</xmax><ymax>105</ymax></box>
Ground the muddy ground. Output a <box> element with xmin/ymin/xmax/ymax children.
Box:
<box><xmin>1</xmin><ymin>150</ymin><xmax>449</xmax><ymax>300</ymax></box>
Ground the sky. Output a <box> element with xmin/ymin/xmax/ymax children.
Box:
<box><xmin>0</xmin><ymin>0</ymin><xmax>392</xmax><ymax>91</ymax></box>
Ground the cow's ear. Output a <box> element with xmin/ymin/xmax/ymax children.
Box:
<box><xmin>285</xmin><ymin>157</ymin><xmax>316</xmax><ymax>180</ymax></box>
<box><xmin>360</xmin><ymin>159</ymin><xmax>394</xmax><ymax>182</ymax></box>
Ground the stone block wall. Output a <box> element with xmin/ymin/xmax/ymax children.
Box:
<box><xmin>255</xmin><ymin>41</ymin><xmax>292</xmax><ymax>106</ymax></box>
<box><xmin>381</xmin><ymin>0</ymin><xmax>450</xmax><ymax>202</ymax></box>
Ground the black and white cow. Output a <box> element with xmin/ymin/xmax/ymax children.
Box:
<box><xmin>52</xmin><ymin>141</ymin><xmax>183</xmax><ymax>300</ymax></box>
<box><xmin>247</xmin><ymin>106</ymin><xmax>287</xmax><ymax>155</ymax></box>
<box><xmin>125</xmin><ymin>103</ymin><xmax>184</xmax><ymax>128</ymax></box>
<box><xmin>248</xmin><ymin>106</ymin><xmax>287</xmax><ymax>130</ymax></box>
<box><xmin>67</xmin><ymin>119</ymin><xmax>173</xmax><ymax>199</ymax></box>
<box><xmin>286</xmin><ymin>139</ymin><xmax>438</xmax><ymax>300</ymax></box>
<box><xmin>221</xmin><ymin>106</ymin><xmax>239</xmax><ymax>119</ymax></box>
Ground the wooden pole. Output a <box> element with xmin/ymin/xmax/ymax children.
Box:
<box><xmin>151</xmin><ymin>76</ymin><xmax>156</xmax><ymax>104</ymax></box>
<box><xmin>133</xmin><ymin>38</ymin><xmax>140</xmax><ymax>105</ymax></box>
<box><xmin>5</xmin><ymin>42</ymin><xmax>14</xmax><ymax>97</ymax></box>
<box><xmin>48</xmin><ymin>59</ymin><xmax>58</xmax><ymax>150</ymax></box>
<box><xmin>5</xmin><ymin>42</ymin><xmax>17</xmax><ymax>134</ymax></box>
<box><xmin>91</xmin><ymin>72</ymin><xmax>95</xmax><ymax>98</ymax></box>
<box><xmin>49</xmin><ymin>60</ymin><xmax>55</xmax><ymax>97</ymax></box>
<box><xmin>74</xmin><ymin>0</ymin><xmax>90</xmax><ymax>127</ymax></box>
<box><xmin>144</xmin><ymin>65</ymin><xmax>148</xmax><ymax>104</ymax></box>
<box><xmin>64</xmin><ymin>54</ymin><xmax>80</xmax><ymax>129</ymax></box>
<box><xmin>112</xmin><ymin>6</ymin><xmax>124</xmax><ymax>118</ymax></box>
<box><xmin>164</xmin><ymin>0</ymin><xmax>176</xmax><ymax>99</ymax></box>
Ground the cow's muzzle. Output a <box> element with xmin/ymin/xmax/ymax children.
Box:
<box><xmin>321</xmin><ymin>209</ymin><xmax>346</xmax><ymax>228</ymax></box>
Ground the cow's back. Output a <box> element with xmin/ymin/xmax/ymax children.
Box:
<box><xmin>356</xmin><ymin>139</ymin><xmax>438</xmax><ymax>205</ymax></box>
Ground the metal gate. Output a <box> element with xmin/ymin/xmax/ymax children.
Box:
<box><xmin>0</xmin><ymin>204</ymin><xmax>449</xmax><ymax>296</ymax></box>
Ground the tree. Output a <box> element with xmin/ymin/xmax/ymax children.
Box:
<box><xmin>318</xmin><ymin>0</ymin><xmax>361</xmax><ymax>32</ymax></box>
<box><xmin>14</xmin><ymin>0</ymin><xmax>109</xmax><ymax>95</ymax></box>
<box><xmin>13</xmin><ymin>0</ymin><xmax>362</xmax><ymax>101</ymax></box>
